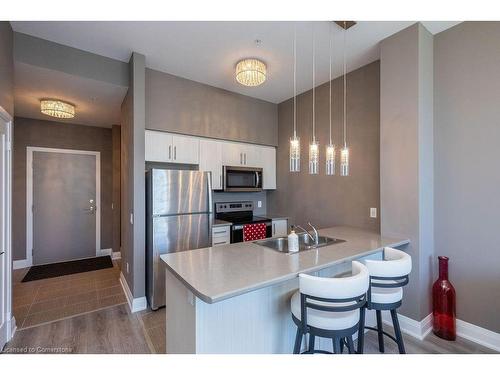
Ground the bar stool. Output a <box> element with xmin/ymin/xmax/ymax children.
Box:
<box><xmin>361</xmin><ymin>247</ymin><xmax>412</xmax><ymax>354</ymax></box>
<box><xmin>290</xmin><ymin>261</ymin><xmax>369</xmax><ymax>354</ymax></box>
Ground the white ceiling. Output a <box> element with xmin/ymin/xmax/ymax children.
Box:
<box><xmin>14</xmin><ymin>62</ymin><xmax>127</xmax><ymax>127</ymax></box>
<box><xmin>11</xmin><ymin>21</ymin><xmax>460</xmax><ymax>105</ymax></box>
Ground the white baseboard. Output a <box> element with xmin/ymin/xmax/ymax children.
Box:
<box><xmin>13</xmin><ymin>259</ymin><xmax>31</xmax><ymax>270</ymax></box>
<box><xmin>382</xmin><ymin>311</ymin><xmax>433</xmax><ymax>341</ymax></box>
<box><xmin>98</xmin><ymin>248</ymin><xmax>112</xmax><ymax>257</ymax></box>
<box><xmin>456</xmin><ymin>319</ymin><xmax>500</xmax><ymax>352</ymax></box>
<box><xmin>112</xmin><ymin>251</ymin><xmax>121</xmax><ymax>260</ymax></box>
<box><xmin>381</xmin><ymin>311</ymin><xmax>499</xmax><ymax>352</ymax></box>
<box><xmin>119</xmin><ymin>272</ymin><xmax>147</xmax><ymax>313</ymax></box>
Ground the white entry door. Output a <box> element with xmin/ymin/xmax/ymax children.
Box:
<box><xmin>0</xmin><ymin>113</ymin><xmax>11</xmax><ymax>350</ymax></box>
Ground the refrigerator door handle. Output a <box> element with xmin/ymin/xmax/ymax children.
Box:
<box><xmin>207</xmin><ymin>172</ymin><xmax>213</xmax><ymax>213</ymax></box>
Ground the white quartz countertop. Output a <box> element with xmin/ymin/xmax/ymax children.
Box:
<box><xmin>161</xmin><ymin>226</ymin><xmax>409</xmax><ymax>304</ymax></box>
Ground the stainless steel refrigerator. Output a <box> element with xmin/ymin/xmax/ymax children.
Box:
<box><xmin>146</xmin><ymin>169</ymin><xmax>213</xmax><ymax>310</ymax></box>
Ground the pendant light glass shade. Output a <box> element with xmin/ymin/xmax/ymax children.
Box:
<box><xmin>340</xmin><ymin>146</ymin><xmax>349</xmax><ymax>176</ymax></box>
<box><xmin>326</xmin><ymin>144</ymin><xmax>335</xmax><ymax>175</ymax></box>
<box><xmin>290</xmin><ymin>136</ymin><xmax>300</xmax><ymax>172</ymax></box>
<box><xmin>309</xmin><ymin>141</ymin><xmax>319</xmax><ymax>175</ymax></box>
<box><xmin>289</xmin><ymin>25</ymin><xmax>300</xmax><ymax>173</ymax></box>
<box><xmin>326</xmin><ymin>22</ymin><xmax>335</xmax><ymax>176</ymax></box>
<box><xmin>340</xmin><ymin>21</ymin><xmax>350</xmax><ymax>177</ymax></box>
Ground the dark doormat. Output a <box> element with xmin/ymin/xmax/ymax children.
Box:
<box><xmin>22</xmin><ymin>256</ymin><xmax>114</xmax><ymax>282</ymax></box>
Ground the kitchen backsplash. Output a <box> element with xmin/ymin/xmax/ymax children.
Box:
<box><xmin>213</xmin><ymin>191</ymin><xmax>267</xmax><ymax>216</ymax></box>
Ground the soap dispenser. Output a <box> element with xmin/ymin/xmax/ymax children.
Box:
<box><xmin>288</xmin><ymin>225</ymin><xmax>299</xmax><ymax>253</ymax></box>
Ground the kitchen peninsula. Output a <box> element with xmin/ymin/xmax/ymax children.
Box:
<box><xmin>161</xmin><ymin>226</ymin><xmax>409</xmax><ymax>354</ymax></box>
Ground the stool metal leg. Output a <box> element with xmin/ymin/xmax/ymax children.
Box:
<box><xmin>357</xmin><ymin>306</ymin><xmax>366</xmax><ymax>354</ymax></box>
<box><xmin>293</xmin><ymin>327</ymin><xmax>303</xmax><ymax>354</ymax></box>
<box><xmin>346</xmin><ymin>336</ymin><xmax>355</xmax><ymax>354</ymax></box>
<box><xmin>308</xmin><ymin>334</ymin><xmax>315</xmax><ymax>353</ymax></box>
<box><xmin>332</xmin><ymin>338</ymin><xmax>341</xmax><ymax>354</ymax></box>
<box><xmin>390</xmin><ymin>309</ymin><xmax>406</xmax><ymax>354</ymax></box>
<box><xmin>376</xmin><ymin>310</ymin><xmax>385</xmax><ymax>353</ymax></box>
<box><xmin>339</xmin><ymin>337</ymin><xmax>345</xmax><ymax>353</ymax></box>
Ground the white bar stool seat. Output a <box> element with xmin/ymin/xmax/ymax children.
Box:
<box><xmin>370</xmin><ymin>286</ymin><xmax>403</xmax><ymax>304</ymax></box>
<box><xmin>361</xmin><ymin>247</ymin><xmax>412</xmax><ymax>354</ymax></box>
<box><xmin>290</xmin><ymin>261</ymin><xmax>369</xmax><ymax>354</ymax></box>
<box><xmin>291</xmin><ymin>292</ymin><xmax>360</xmax><ymax>331</ymax></box>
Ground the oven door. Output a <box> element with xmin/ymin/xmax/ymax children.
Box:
<box><xmin>231</xmin><ymin>222</ymin><xmax>272</xmax><ymax>243</ymax></box>
<box><xmin>223</xmin><ymin>166</ymin><xmax>263</xmax><ymax>192</ymax></box>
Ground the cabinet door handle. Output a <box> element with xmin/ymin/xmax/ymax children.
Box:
<box><xmin>273</xmin><ymin>223</ymin><xmax>276</xmax><ymax>235</ymax></box>
<box><xmin>174</xmin><ymin>146</ymin><xmax>177</xmax><ymax>160</ymax></box>
<box><xmin>220</xmin><ymin>174</ymin><xmax>222</xmax><ymax>188</ymax></box>
<box><xmin>213</xmin><ymin>230</ymin><xmax>227</xmax><ymax>234</ymax></box>
<box><xmin>244</xmin><ymin>153</ymin><xmax>247</xmax><ymax>165</ymax></box>
<box><xmin>213</xmin><ymin>240</ymin><xmax>227</xmax><ymax>245</ymax></box>
<box><xmin>168</xmin><ymin>145</ymin><xmax>172</xmax><ymax>160</ymax></box>
<box><xmin>240</xmin><ymin>153</ymin><xmax>243</xmax><ymax>165</ymax></box>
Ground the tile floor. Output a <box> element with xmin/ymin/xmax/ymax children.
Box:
<box><xmin>12</xmin><ymin>260</ymin><xmax>127</xmax><ymax>330</ymax></box>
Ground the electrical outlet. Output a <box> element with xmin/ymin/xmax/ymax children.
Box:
<box><xmin>257</xmin><ymin>200</ymin><xmax>262</xmax><ymax>208</ymax></box>
<box><xmin>370</xmin><ymin>208</ymin><xmax>377</xmax><ymax>218</ymax></box>
<box><xmin>126</xmin><ymin>262</ymin><xmax>129</xmax><ymax>274</ymax></box>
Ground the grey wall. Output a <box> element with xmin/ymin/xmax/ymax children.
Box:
<box><xmin>112</xmin><ymin>125</ymin><xmax>121</xmax><ymax>254</ymax></box>
<box><xmin>12</xmin><ymin>117</ymin><xmax>113</xmax><ymax>261</ymax></box>
<box><xmin>121</xmin><ymin>53</ymin><xmax>146</xmax><ymax>298</ymax></box>
<box><xmin>380</xmin><ymin>23</ymin><xmax>434</xmax><ymax>321</ymax></box>
<box><xmin>0</xmin><ymin>22</ymin><xmax>14</xmax><ymax>116</ymax></box>
<box><xmin>146</xmin><ymin>68</ymin><xmax>278</xmax><ymax>146</ymax></box>
<box><xmin>434</xmin><ymin>22</ymin><xmax>500</xmax><ymax>333</ymax></box>
<box><xmin>14</xmin><ymin>32</ymin><xmax>129</xmax><ymax>87</ymax></box>
<box><xmin>268</xmin><ymin>61</ymin><xmax>380</xmax><ymax>231</ymax></box>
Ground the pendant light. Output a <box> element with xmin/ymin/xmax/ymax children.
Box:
<box><xmin>340</xmin><ymin>21</ymin><xmax>350</xmax><ymax>177</ymax></box>
<box><xmin>309</xmin><ymin>25</ymin><xmax>319</xmax><ymax>175</ymax></box>
<box><xmin>289</xmin><ymin>24</ymin><xmax>300</xmax><ymax>172</ymax></box>
<box><xmin>325</xmin><ymin>22</ymin><xmax>335</xmax><ymax>176</ymax></box>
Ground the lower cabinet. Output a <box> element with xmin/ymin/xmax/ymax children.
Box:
<box><xmin>212</xmin><ymin>225</ymin><xmax>231</xmax><ymax>246</ymax></box>
<box><xmin>272</xmin><ymin>219</ymin><xmax>288</xmax><ymax>237</ymax></box>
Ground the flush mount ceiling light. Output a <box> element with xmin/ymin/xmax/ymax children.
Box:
<box><xmin>40</xmin><ymin>99</ymin><xmax>75</xmax><ymax>119</ymax></box>
<box><xmin>235</xmin><ymin>58</ymin><xmax>267</xmax><ymax>87</ymax></box>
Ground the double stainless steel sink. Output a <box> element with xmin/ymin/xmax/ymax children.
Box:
<box><xmin>255</xmin><ymin>233</ymin><xmax>345</xmax><ymax>254</ymax></box>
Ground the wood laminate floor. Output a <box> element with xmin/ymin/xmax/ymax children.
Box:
<box><xmin>4</xmin><ymin>265</ymin><xmax>496</xmax><ymax>354</ymax></box>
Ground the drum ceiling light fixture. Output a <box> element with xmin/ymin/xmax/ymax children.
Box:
<box><xmin>40</xmin><ymin>99</ymin><xmax>75</xmax><ymax>119</ymax></box>
<box><xmin>235</xmin><ymin>58</ymin><xmax>267</xmax><ymax>87</ymax></box>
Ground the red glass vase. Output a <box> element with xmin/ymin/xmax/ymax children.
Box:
<box><xmin>432</xmin><ymin>256</ymin><xmax>456</xmax><ymax>340</ymax></box>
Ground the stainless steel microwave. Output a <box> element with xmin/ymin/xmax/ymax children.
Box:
<box><xmin>223</xmin><ymin>166</ymin><xmax>263</xmax><ymax>192</ymax></box>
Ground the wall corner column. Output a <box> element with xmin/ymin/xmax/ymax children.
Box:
<box><xmin>380</xmin><ymin>23</ymin><xmax>434</xmax><ymax>321</ymax></box>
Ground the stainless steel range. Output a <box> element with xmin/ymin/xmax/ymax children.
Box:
<box><xmin>214</xmin><ymin>201</ymin><xmax>272</xmax><ymax>243</ymax></box>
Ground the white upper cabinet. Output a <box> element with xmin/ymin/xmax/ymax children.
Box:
<box><xmin>258</xmin><ymin>146</ymin><xmax>276</xmax><ymax>190</ymax></box>
<box><xmin>199</xmin><ymin>139</ymin><xmax>223</xmax><ymax>190</ymax></box>
<box><xmin>221</xmin><ymin>142</ymin><xmax>244</xmax><ymax>166</ymax></box>
<box><xmin>145</xmin><ymin>130</ymin><xmax>172</xmax><ymax>162</ymax></box>
<box><xmin>145</xmin><ymin>130</ymin><xmax>276</xmax><ymax>190</ymax></box>
<box><xmin>171</xmin><ymin>134</ymin><xmax>199</xmax><ymax>164</ymax></box>
<box><xmin>221</xmin><ymin>142</ymin><xmax>259</xmax><ymax>167</ymax></box>
<box><xmin>145</xmin><ymin>130</ymin><xmax>199</xmax><ymax>164</ymax></box>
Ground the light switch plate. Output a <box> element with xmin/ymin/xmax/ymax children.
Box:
<box><xmin>257</xmin><ymin>200</ymin><xmax>262</xmax><ymax>208</ymax></box>
<box><xmin>370</xmin><ymin>208</ymin><xmax>377</xmax><ymax>218</ymax></box>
